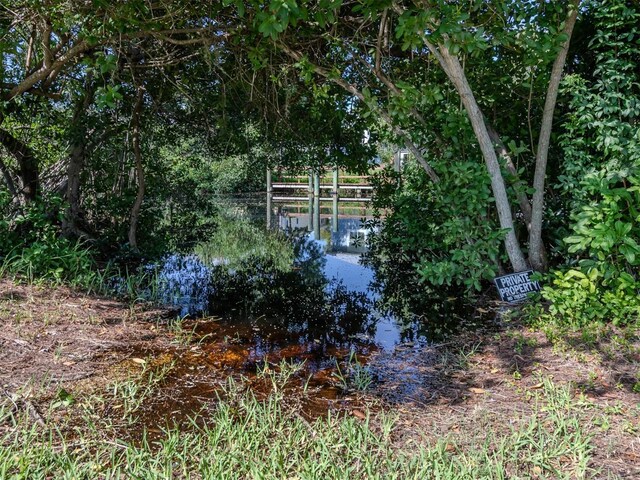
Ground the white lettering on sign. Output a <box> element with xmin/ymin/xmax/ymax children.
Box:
<box><xmin>493</xmin><ymin>270</ymin><xmax>541</xmax><ymax>303</ymax></box>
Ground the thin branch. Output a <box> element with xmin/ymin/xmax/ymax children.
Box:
<box><xmin>278</xmin><ymin>43</ymin><xmax>440</xmax><ymax>182</ymax></box>
<box><xmin>41</xmin><ymin>20</ymin><xmax>53</xmax><ymax>69</ymax></box>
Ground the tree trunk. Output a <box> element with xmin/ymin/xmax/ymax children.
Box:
<box><xmin>0</xmin><ymin>128</ymin><xmax>40</xmax><ymax>202</ymax></box>
<box><xmin>0</xmin><ymin>155</ymin><xmax>19</xmax><ymax>200</ymax></box>
<box><xmin>438</xmin><ymin>46</ymin><xmax>529</xmax><ymax>272</ymax></box>
<box><xmin>529</xmin><ymin>1</ymin><xmax>580</xmax><ymax>272</ymax></box>
<box><xmin>63</xmin><ymin>144</ymin><xmax>86</xmax><ymax>237</ymax></box>
<box><xmin>63</xmin><ymin>77</ymin><xmax>95</xmax><ymax>238</ymax></box>
<box><xmin>128</xmin><ymin>86</ymin><xmax>145</xmax><ymax>250</ymax></box>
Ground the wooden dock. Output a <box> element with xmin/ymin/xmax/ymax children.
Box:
<box><xmin>266</xmin><ymin>169</ymin><xmax>374</xmax><ymax>235</ymax></box>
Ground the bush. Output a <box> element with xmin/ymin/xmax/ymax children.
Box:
<box><xmin>539</xmin><ymin>268</ymin><xmax>640</xmax><ymax>327</ymax></box>
<box><xmin>367</xmin><ymin>158</ymin><xmax>504</xmax><ymax>312</ymax></box>
<box><xmin>0</xmin><ymin>196</ymin><xmax>96</xmax><ymax>285</ymax></box>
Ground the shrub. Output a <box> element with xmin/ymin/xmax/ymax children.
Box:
<box><xmin>0</xmin><ymin>196</ymin><xmax>96</xmax><ymax>285</ymax></box>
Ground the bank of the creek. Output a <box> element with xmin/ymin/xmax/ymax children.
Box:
<box><xmin>1</xmin><ymin>259</ymin><xmax>640</xmax><ymax>478</ymax></box>
<box><xmin>112</xmin><ymin>233</ymin><xmax>497</xmax><ymax>423</ymax></box>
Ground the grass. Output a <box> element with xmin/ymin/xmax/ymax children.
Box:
<box><xmin>0</xmin><ymin>365</ymin><xmax>597</xmax><ymax>479</ymax></box>
<box><xmin>333</xmin><ymin>351</ymin><xmax>374</xmax><ymax>392</ymax></box>
<box><xmin>194</xmin><ymin>217</ymin><xmax>293</xmax><ymax>271</ymax></box>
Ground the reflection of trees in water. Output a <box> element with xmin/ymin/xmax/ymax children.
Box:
<box><xmin>208</xmin><ymin>236</ymin><xmax>377</xmax><ymax>350</ymax></box>
<box><xmin>381</xmin><ymin>298</ymin><xmax>476</xmax><ymax>342</ymax></box>
<box><xmin>370</xmin><ymin>278</ymin><xmax>476</xmax><ymax>342</ymax></box>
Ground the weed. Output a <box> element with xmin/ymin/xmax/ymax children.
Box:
<box><xmin>455</xmin><ymin>341</ymin><xmax>482</xmax><ymax>370</ymax></box>
<box><xmin>333</xmin><ymin>351</ymin><xmax>374</xmax><ymax>392</ymax></box>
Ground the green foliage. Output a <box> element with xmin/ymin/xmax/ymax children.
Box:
<box><xmin>540</xmin><ymin>268</ymin><xmax>639</xmax><ymax>327</ymax></box>
<box><xmin>540</xmin><ymin>172</ymin><xmax>640</xmax><ymax>326</ymax></box>
<box><xmin>0</xmin><ymin>197</ymin><xmax>96</xmax><ymax>285</ymax></box>
<box><xmin>538</xmin><ymin>0</ymin><xmax>640</xmax><ymax>327</ymax></box>
<box><xmin>564</xmin><ymin>177</ymin><xmax>640</xmax><ymax>268</ymax></box>
<box><xmin>194</xmin><ymin>217</ymin><xmax>294</xmax><ymax>272</ymax></box>
<box><xmin>369</xmin><ymin>158</ymin><xmax>504</xmax><ymax>299</ymax></box>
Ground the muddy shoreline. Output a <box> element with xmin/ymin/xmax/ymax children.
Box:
<box><xmin>1</xmin><ymin>279</ymin><xmax>639</xmax><ymax>477</ymax></box>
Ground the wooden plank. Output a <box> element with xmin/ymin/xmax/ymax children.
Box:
<box><xmin>272</xmin><ymin>196</ymin><xmax>371</xmax><ymax>202</ymax></box>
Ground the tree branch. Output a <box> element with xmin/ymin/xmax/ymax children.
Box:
<box><xmin>278</xmin><ymin>43</ymin><xmax>440</xmax><ymax>183</ymax></box>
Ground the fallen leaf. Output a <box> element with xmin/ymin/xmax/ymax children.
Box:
<box><xmin>131</xmin><ymin>358</ymin><xmax>146</xmax><ymax>365</ymax></box>
<box><xmin>469</xmin><ymin>387</ymin><xmax>487</xmax><ymax>394</ymax></box>
<box><xmin>352</xmin><ymin>409</ymin><xmax>366</xmax><ymax>420</ymax></box>
<box><xmin>530</xmin><ymin>382</ymin><xmax>544</xmax><ymax>390</ymax></box>
<box><xmin>445</xmin><ymin>443</ymin><xmax>456</xmax><ymax>453</ymax></box>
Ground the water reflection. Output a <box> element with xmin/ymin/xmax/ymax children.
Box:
<box><xmin>103</xmin><ymin>197</ymin><xmax>497</xmax><ymax>436</ymax></box>
<box><xmin>277</xmin><ymin>213</ymin><xmax>371</xmax><ymax>254</ymax></box>
<box><xmin>206</xmin><ymin>235</ymin><xmax>380</xmax><ymax>356</ymax></box>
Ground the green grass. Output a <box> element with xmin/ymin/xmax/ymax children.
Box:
<box><xmin>194</xmin><ymin>217</ymin><xmax>293</xmax><ymax>271</ymax></box>
<box><xmin>333</xmin><ymin>351</ymin><xmax>374</xmax><ymax>392</ymax></box>
<box><xmin>0</xmin><ymin>368</ymin><xmax>596</xmax><ymax>479</ymax></box>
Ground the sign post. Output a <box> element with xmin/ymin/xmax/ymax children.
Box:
<box><xmin>493</xmin><ymin>270</ymin><xmax>541</xmax><ymax>303</ymax></box>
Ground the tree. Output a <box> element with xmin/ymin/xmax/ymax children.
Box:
<box><xmin>0</xmin><ymin>0</ymin><xmax>229</xmax><ymax>207</ymax></box>
<box><xmin>228</xmin><ymin>0</ymin><xmax>581</xmax><ymax>273</ymax></box>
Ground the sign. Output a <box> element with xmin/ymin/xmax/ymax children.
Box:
<box><xmin>493</xmin><ymin>270</ymin><xmax>541</xmax><ymax>303</ymax></box>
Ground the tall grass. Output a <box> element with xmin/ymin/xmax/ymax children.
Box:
<box><xmin>0</xmin><ymin>238</ymin><xmax>97</xmax><ymax>286</ymax></box>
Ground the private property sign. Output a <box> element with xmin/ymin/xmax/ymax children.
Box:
<box><xmin>493</xmin><ymin>270</ymin><xmax>541</xmax><ymax>303</ymax></box>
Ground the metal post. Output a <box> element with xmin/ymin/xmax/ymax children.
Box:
<box><xmin>332</xmin><ymin>167</ymin><xmax>339</xmax><ymax>233</ymax></box>
<box><xmin>313</xmin><ymin>172</ymin><xmax>320</xmax><ymax>239</ymax></box>
<box><xmin>266</xmin><ymin>168</ymin><xmax>272</xmax><ymax>229</ymax></box>
<box><xmin>307</xmin><ymin>172</ymin><xmax>314</xmax><ymax>232</ymax></box>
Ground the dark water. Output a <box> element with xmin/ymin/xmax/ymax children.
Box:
<box><xmin>120</xmin><ymin>209</ymin><xmax>491</xmax><ymax>434</ymax></box>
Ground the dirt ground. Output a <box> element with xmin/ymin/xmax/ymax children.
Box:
<box><xmin>1</xmin><ymin>278</ymin><xmax>638</xmax><ymax>478</ymax></box>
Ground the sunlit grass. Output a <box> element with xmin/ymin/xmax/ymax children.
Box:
<box><xmin>194</xmin><ymin>217</ymin><xmax>294</xmax><ymax>271</ymax></box>
<box><xmin>0</xmin><ymin>369</ymin><xmax>596</xmax><ymax>479</ymax></box>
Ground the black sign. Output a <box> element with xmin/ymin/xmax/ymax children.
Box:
<box><xmin>493</xmin><ymin>270</ymin><xmax>541</xmax><ymax>303</ymax></box>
